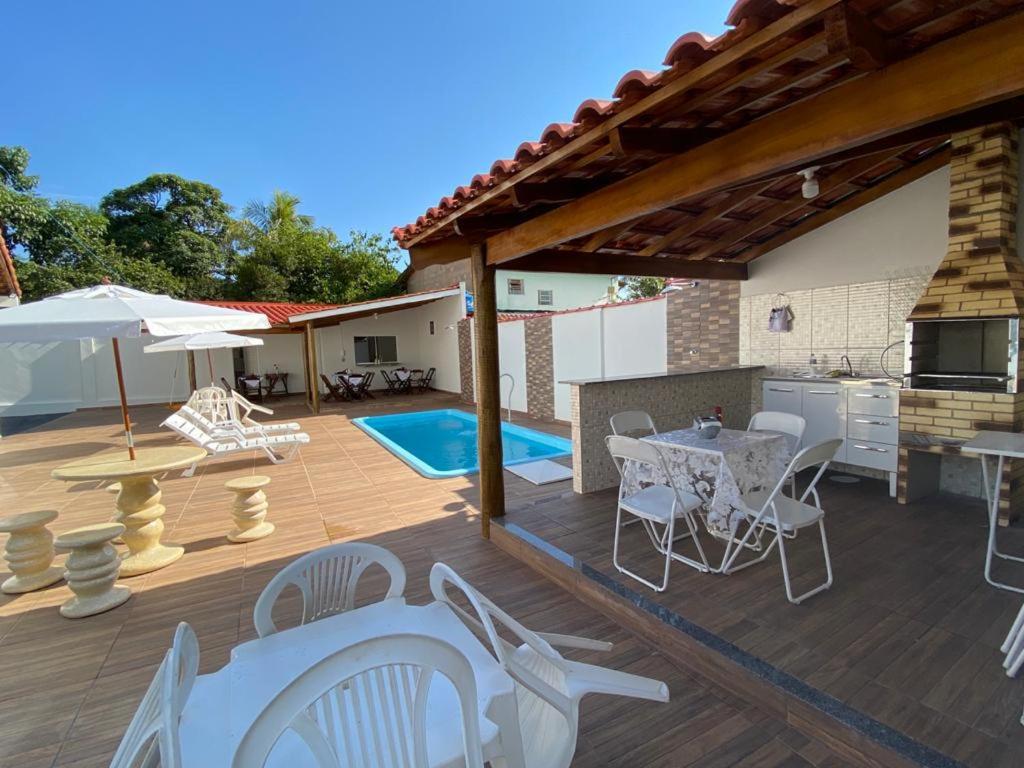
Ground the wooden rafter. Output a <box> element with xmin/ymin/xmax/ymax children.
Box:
<box><xmin>485</xmin><ymin>13</ymin><xmax>1024</xmax><ymax>265</ymax></box>
<box><xmin>825</xmin><ymin>5</ymin><xmax>889</xmax><ymax>70</ymax></box>
<box><xmin>638</xmin><ymin>181</ymin><xmax>775</xmax><ymax>257</ymax></box>
<box><xmin>580</xmin><ymin>220</ymin><xmax>639</xmax><ymax>252</ymax></box>
<box><xmin>733</xmin><ymin>148</ymin><xmax>951</xmax><ymax>263</ymax></box>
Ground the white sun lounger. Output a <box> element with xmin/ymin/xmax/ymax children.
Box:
<box><xmin>178</xmin><ymin>404</ymin><xmax>301</xmax><ymax>438</ymax></box>
<box><xmin>162</xmin><ymin>412</ymin><xmax>310</xmax><ymax>475</ymax></box>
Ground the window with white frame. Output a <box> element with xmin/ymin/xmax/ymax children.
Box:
<box><xmin>507</xmin><ymin>278</ymin><xmax>524</xmax><ymax>295</ymax></box>
<box><xmin>354</xmin><ymin>336</ymin><xmax>399</xmax><ymax>365</ymax></box>
<box><xmin>537</xmin><ymin>289</ymin><xmax>554</xmax><ymax>306</ymax></box>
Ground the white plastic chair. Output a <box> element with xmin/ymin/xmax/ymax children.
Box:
<box><xmin>232</xmin><ymin>633</ymin><xmax>486</xmax><ymax>768</ymax></box>
<box><xmin>606</xmin><ymin>435</ymin><xmax>710</xmax><ymax>591</ymax></box>
<box><xmin>254</xmin><ymin>542</ymin><xmax>407</xmax><ymax>637</ymax></box>
<box><xmin>609</xmin><ymin>410</ymin><xmax>657</xmax><ymax>437</ymax></box>
<box><xmin>110</xmin><ymin>622</ymin><xmax>199</xmax><ymax>768</ymax></box>
<box><xmin>228</xmin><ymin>390</ymin><xmax>277</xmax><ymax>427</ymax></box>
<box><xmin>161</xmin><ymin>412</ymin><xmax>310</xmax><ymax>476</ymax></box>
<box><xmin>180</xmin><ymin>403</ymin><xmax>301</xmax><ymax>438</ymax></box>
<box><xmin>430</xmin><ymin>563</ymin><xmax>669</xmax><ymax>768</ymax></box>
<box><xmin>721</xmin><ymin>438</ymin><xmax>842</xmax><ymax>604</ymax></box>
<box><xmin>187</xmin><ymin>386</ymin><xmax>230</xmax><ymax>423</ymax></box>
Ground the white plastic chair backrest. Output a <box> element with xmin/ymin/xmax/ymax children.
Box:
<box><xmin>605</xmin><ymin>435</ymin><xmax>691</xmax><ymax>507</ymax></box>
<box><xmin>429</xmin><ymin>564</ymin><xmax>574</xmax><ymax>717</ymax></box>
<box><xmin>162</xmin><ymin>413</ymin><xmax>214</xmax><ymax>448</ymax></box>
<box><xmin>755</xmin><ymin>438</ymin><xmax>843</xmax><ymax>518</ymax></box>
<box><xmin>254</xmin><ymin>542</ymin><xmax>407</xmax><ymax>637</ymax></box>
<box><xmin>229</xmin><ymin>390</ymin><xmax>273</xmax><ymax>423</ymax></box>
<box><xmin>110</xmin><ymin>622</ymin><xmax>199</xmax><ymax>768</ymax></box>
<box><xmin>232</xmin><ymin>634</ymin><xmax>485</xmax><ymax>768</ymax></box>
<box><xmin>747</xmin><ymin>411</ymin><xmax>806</xmax><ymax>453</ymax></box>
<box><xmin>609</xmin><ymin>410</ymin><xmax>657</xmax><ymax>437</ymax></box>
<box><xmin>191</xmin><ymin>386</ymin><xmax>228</xmax><ymax>422</ymax></box>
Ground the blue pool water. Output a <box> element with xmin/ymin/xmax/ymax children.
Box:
<box><xmin>353</xmin><ymin>409</ymin><xmax>572</xmax><ymax>478</ymax></box>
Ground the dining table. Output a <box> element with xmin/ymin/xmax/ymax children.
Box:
<box><xmin>263</xmin><ymin>371</ymin><xmax>289</xmax><ymax>397</ymax></box>
<box><xmin>628</xmin><ymin>427</ymin><xmax>791</xmax><ymax>546</ymax></box>
<box><xmin>179</xmin><ymin>597</ymin><xmax>526</xmax><ymax>768</ymax></box>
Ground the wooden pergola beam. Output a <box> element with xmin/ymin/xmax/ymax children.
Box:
<box><xmin>824</xmin><ymin>5</ymin><xmax>889</xmax><ymax>70</ymax></box>
<box><xmin>485</xmin><ymin>12</ymin><xmax>1024</xmax><ymax>265</ymax></box>
<box><xmin>512</xmin><ymin>249</ymin><xmax>748</xmax><ymax>280</ymax></box>
<box><xmin>579</xmin><ymin>220</ymin><xmax>638</xmax><ymax>252</ymax></box>
<box><xmin>400</xmin><ymin>0</ymin><xmax>842</xmax><ymax>249</ymax></box>
<box><xmin>510</xmin><ymin>178</ymin><xmax>610</xmax><ymax>206</ymax></box>
<box><xmin>734</xmin><ymin>148</ymin><xmax>951</xmax><ymax>263</ymax></box>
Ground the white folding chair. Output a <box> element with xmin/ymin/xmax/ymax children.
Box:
<box><xmin>430</xmin><ymin>563</ymin><xmax>669</xmax><ymax>768</ymax></box>
<box><xmin>748</xmin><ymin>410</ymin><xmax>806</xmax><ymax>497</ymax></box>
<box><xmin>110</xmin><ymin>623</ymin><xmax>199</xmax><ymax>768</ymax></box>
<box><xmin>232</xmin><ymin>634</ymin><xmax>486</xmax><ymax>768</ymax></box>
<box><xmin>253</xmin><ymin>542</ymin><xmax>407</xmax><ymax>637</ymax></box>
<box><xmin>1002</xmin><ymin>602</ymin><xmax>1024</xmax><ymax>677</ymax></box>
<box><xmin>609</xmin><ymin>410</ymin><xmax>657</xmax><ymax>437</ymax></box>
<box><xmin>606</xmin><ymin>435</ymin><xmax>711</xmax><ymax>591</ymax></box>
<box><xmin>721</xmin><ymin>438</ymin><xmax>842</xmax><ymax>604</ymax></box>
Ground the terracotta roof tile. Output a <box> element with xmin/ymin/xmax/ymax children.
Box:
<box><xmin>199</xmin><ymin>301</ymin><xmax>341</xmax><ymax>327</ymax></box>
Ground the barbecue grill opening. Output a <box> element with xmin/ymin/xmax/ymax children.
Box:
<box><xmin>904</xmin><ymin>318</ymin><xmax>1019</xmax><ymax>393</ymax></box>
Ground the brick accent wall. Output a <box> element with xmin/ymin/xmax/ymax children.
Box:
<box><xmin>457</xmin><ymin>319</ymin><xmax>474</xmax><ymax>403</ymax></box>
<box><xmin>524</xmin><ymin>316</ymin><xmax>554</xmax><ymax>420</ymax></box>
<box><xmin>408</xmin><ymin>260</ymin><xmax>471</xmax><ymax>293</ymax></box>
<box><xmin>666</xmin><ymin>280</ymin><xmax>741</xmax><ymax>373</ymax></box>
<box><xmin>910</xmin><ymin>122</ymin><xmax>1023</xmax><ymax>319</ymax></box>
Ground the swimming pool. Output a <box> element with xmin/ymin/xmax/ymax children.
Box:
<box><xmin>353</xmin><ymin>409</ymin><xmax>572</xmax><ymax>479</ymax></box>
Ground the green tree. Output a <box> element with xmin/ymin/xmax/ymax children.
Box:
<box><xmin>0</xmin><ymin>147</ymin><xmax>181</xmax><ymax>301</ymax></box>
<box><xmin>100</xmin><ymin>174</ymin><xmax>234</xmax><ymax>295</ymax></box>
<box><xmin>618</xmin><ymin>276</ymin><xmax>666</xmax><ymax>299</ymax></box>
<box><xmin>229</xmin><ymin>192</ymin><xmax>400</xmax><ymax>304</ymax></box>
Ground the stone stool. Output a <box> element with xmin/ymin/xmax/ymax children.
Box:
<box><xmin>0</xmin><ymin>510</ymin><xmax>64</xmax><ymax>594</ymax></box>
<box><xmin>54</xmin><ymin>523</ymin><xmax>131</xmax><ymax>619</ymax></box>
<box><xmin>225</xmin><ymin>476</ymin><xmax>274</xmax><ymax>542</ymax></box>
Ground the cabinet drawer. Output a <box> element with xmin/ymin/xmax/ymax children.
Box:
<box><xmin>847</xmin><ymin>388</ymin><xmax>898</xmax><ymax>417</ymax></box>
<box><xmin>762</xmin><ymin>383</ymin><xmax>801</xmax><ymax>415</ymax></box>
<box><xmin>845</xmin><ymin>439</ymin><xmax>898</xmax><ymax>472</ymax></box>
<box><xmin>847</xmin><ymin>414</ymin><xmax>899</xmax><ymax>445</ymax></box>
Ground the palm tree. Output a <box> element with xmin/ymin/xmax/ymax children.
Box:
<box><xmin>241</xmin><ymin>190</ymin><xmax>314</xmax><ymax>235</ymax></box>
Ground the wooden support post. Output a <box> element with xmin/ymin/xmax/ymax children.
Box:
<box><xmin>470</xmin><ymin>243</ymin><xmax>504</xmax><ymax>537</ymax></box>
<box><xmin>304</xmin><ymin>322</ymin><xmax>320</xmax><ymax>415</ymax></box>
<box><xmin>186</xmin><ymin>351</ymin><xmax>197</xmax><ymax>394</ymax></box>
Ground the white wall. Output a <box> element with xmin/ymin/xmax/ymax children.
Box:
<box><xmin>742</xmin><ymin>168</ymin><xmax>950</xmax><ymax>296</ymax></box>
<box><xmin>241</xmin><ymin>334</ymin><xmax>306</xmax><ymax>393</ymax></box>
<box><xmin>602</xmin><ymin>300</ymin><xmax>667</xmax><ymax>378</ymax></box>
<box><xmin>496</xmin><ymin>271</ymin><xmax>616</xmax><ymax>312</ymax></box>
<box><xmin>497</xmin><ymin>321</ymin><xmax>527</xmax><ymax>413</ymax></box>
<box><xmin>551</xmin><ymin>311</ymin><xmax>603</xmax><ymax>421</ymax></box>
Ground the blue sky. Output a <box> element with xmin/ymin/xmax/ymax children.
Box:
<box><xmin>7</xmin><ymin>1</ymin><xmax>733</xmax><ymax>261</ymax></box>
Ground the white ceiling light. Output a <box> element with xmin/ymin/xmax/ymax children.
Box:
<box><xmin>800</xmin><ymin>167</ymin><xmax>820</xmax><ymax>199</ymax></box>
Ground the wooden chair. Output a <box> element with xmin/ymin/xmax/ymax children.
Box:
<box><xmin>338</xmin><ymin>374</ymin><xmax>362</xmax><ymax>400</ymax></box>
<box><xmin>237</xmin><ymin>376</ymin><xmax>263</xmax><ymax>403</ymax></box>
<box><xmin>356</xmin><ymin>371</ymin><xmax>375</xmax><ymax>398</ymax></box>
<box><xmin>232</xmin><ymin>635</ymin><xmax>486</xmax><ymax>768</ymax></box>
<box><xmin>380</xmin><ymin>368</ymin><xmax>400</xmax><ymax>395</ymax></box>
<box><xmin>253</xmin><ymin>542</ymin><xmax>406</xmax><ymax>637</ymax></box>
<box><xmin>319</xmin><ymin>373</ymin><xmax>347</xmax><ymax>402</ymax></box>
<box><xmin>417</xmin><ymin>367</ymin><xmax>436</xmax><ymax>392</ymax></box>
<box><xmin>220</xmin><ymin>376</ymin><xmax>236</xmax><ymax>394</ymax></box>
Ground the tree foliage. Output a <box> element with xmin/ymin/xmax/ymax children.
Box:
<box><xmin>1</xmin><ymin>147</ymin><xmax>402</xmax><ymax>305</ymax></box>
<box><xmin>618</xmin><ymin>276</ymin><xmax>666</xmax><ymax>299</ymax></box>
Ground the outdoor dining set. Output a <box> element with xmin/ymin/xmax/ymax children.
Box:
<box><xmin>226</xmin><ymin>371</ymin><xmax>291</xmax><ymax>402</ymax></box>
<box><xmin>108</xmin><ymin>542</ymin><xmax>670</xmax><ymax>767</ymax></box>
<box><xmin>320</xmin><ymin>366</ymin><xmax>436</xmax><ymax>402</ymax></box>
<box><xmin>606</xmin><ymin>409</ymin><xmax>838</xmax><ymax>604</ymax></box>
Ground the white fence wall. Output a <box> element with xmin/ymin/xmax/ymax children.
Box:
<box><xmin>551</xmin><ymin>311</ymin><xmax>604</xmax><ymax>422</ymax></box>
<box><xmin>498</xmin><ymin>321</ymin><xmax>528</xmax><ymax>414</ymax></box>
<box><xmin>602</xmin><ymin>299</ymin><xmax>667</xmax><ymax>378</ymax></box>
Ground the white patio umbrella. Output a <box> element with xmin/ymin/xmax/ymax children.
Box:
<box><xmin>0</xmin><ymin>284</ymin><xmax>270</xmax><ymax>459</ymax></box>
<box><xmin>144</xmin><ymin>331</ymin><xmax>264</xmax><ymax>386</ymax></box>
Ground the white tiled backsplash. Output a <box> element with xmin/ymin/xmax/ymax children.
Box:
<box><xmin>739</xmin><ymin>275</ymin><xmax>930</xmax><ymax>376</ymax></box>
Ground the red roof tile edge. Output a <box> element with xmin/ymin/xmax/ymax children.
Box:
<box><xmin>493</xmin><ymin>293</ymin><xmax>664</xmax><ymax>323</ymax></box>
<box><xmin>391</xmin><ymin>0</ymin><xmax>784</xmax><ymax>245</ymax></box>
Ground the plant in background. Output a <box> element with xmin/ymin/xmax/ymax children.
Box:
<box><xmin>618</xmin><ymin>275</ymin><xmax>666</xmax><ymax>299</ymax></box>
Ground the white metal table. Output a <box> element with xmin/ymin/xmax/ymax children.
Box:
<box><xmin>179</xmin><ymin>598</ymin><xmax>525</xmax><ymax>767</ymax></box>
<box><xmin>961</xmin><ymin>430</ymin><xmax>1024</xmax><ymax>593</ymax></box>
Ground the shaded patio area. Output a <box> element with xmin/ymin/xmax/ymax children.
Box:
<box><xmin>501</xmin><ymin>466</ymin><xmax>1024</xmax><ymax>767</ymax></box>
<box><xmin>0</xmin><ymin>394</ymin><xmax>856</xmax><ymax>767</ymax></box>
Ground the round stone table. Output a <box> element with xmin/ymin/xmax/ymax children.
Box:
<box><xmin>51</xmin><ymin>446</ymin><xmax>207</xmax><ymax>577</ymax></box>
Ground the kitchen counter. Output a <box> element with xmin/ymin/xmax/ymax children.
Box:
<box><xmin>761</xmin><ymin>375</ymin><xmax>900</xmax><ymax>387</ymax></box>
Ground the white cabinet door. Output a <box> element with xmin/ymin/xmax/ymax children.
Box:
<box><xmin>762</xmin><ymin>382</ymin><xmax>801</xmax><ymax>415</ymax></box>
<box><xmin>801</xmin><ymin>383</ymin><xmax>845</xmax><ymax>461</ymax></box>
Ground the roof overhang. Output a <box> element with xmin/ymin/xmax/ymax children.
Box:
<box><xmin>288</xmin><ymin>287</ymin><xmax>463</xmax><ymax>327</ymax></box>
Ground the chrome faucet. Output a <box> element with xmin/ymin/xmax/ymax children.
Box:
<box><xmin>840</xmin><ymin>354</ymin><xmax>854</xmax><ymax>377</ymax></box>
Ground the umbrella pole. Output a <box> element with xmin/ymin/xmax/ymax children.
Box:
<box><xmin>111</xmin><ymin>338</ymin><xmax>137</xmax><ymax>461</ymax></box>
<box><xmin>207</xmin><ymin>348</ymin><xmax>214</xmax><ymax>385</ymax></box>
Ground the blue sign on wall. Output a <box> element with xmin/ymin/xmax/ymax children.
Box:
<box><xmin>465</xmin><ymin>292</ymin><xmax>475</xmax><ymax>315</ymax></box>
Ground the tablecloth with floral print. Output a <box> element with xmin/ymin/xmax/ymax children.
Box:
<box><xmin>624</xmin><ymin>428</ymin><xmax>790</xmax><ymax>534</ymax></box>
